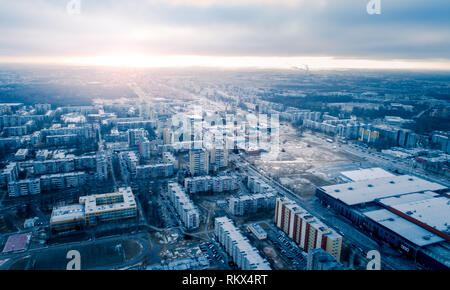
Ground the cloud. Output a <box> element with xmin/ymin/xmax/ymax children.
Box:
<box><xmin>0</xmin><ymin>0</ymin><xmax>448</xmax><ymax>61</ymax></box>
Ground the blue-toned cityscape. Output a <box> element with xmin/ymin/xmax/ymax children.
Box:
<box><xmin>0</xmin><ymin>0</ymin><xmax>449</xmax><ymax>274</ymax></box>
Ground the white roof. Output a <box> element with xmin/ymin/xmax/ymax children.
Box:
<box><xmin>50</xmin><ymin>204</ymin><xmax>85</xmax><ymax>223</ymax></box>
<box><xmin>364</xmin><ymin>209</ymin><xmax>444</xmax><ymax>247</ymax></box>
<box><xmin>378</xmin><ymin>191</ymin><xmax>439</xmax><ymax>206</ymax></box>
<box><xmin>319</xmin><ymin>175</ymin><xmax>448</xmax><ymax>206</ymax></box>
<box><xmin>340</xmin><ymin>167</ymin><xmax>395</xmax><ymax>182</ymax></box>
<box><xmin>388</xmin><ymin>196</ymin><xmax>450</xmax><ymax>234</ymax></box>
<box><xmin>80</xmin><ymin>187</ymin><xmax>136</xmax><ymax>214</ymax></box>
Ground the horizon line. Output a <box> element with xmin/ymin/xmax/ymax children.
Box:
<box><xmin>0</xmin><ymin>55</ymin><xmax>450</xmax><ymax>71</ymax></box>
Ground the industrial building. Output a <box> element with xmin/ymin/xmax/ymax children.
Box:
<box><xmin>316</xmin><ymin>172</ymin><xmax>449</xmax><ymax>269</ymax></box>
<box><xmin>339</xmin><ymin>167</ymin><xmax>395</xmax><ymax>182</ymax></box>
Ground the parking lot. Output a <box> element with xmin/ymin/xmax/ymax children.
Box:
<box><xmin>266</xmin><ymin>227</ymin><xmax>307</xmax><ymax>269</ymax></box>
<box><xmin>198</xmin><ymin>240</ymin><xmax>233</xmax><ymax>270</ymax></box>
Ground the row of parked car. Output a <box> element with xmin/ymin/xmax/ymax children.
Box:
<box><xmin>267</xmin><ymin>229</ymin><xmax>307</xmax><ymax>269</ymax></box>
<box><xmin>199</xmin><ymin>241</ymin><xmax>235</xmax><ymax>270</ymax></box>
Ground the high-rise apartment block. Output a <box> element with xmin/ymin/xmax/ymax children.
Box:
<box><xmin>189</xmin><ymin>148</ymin><xmax>209</xmax><ymax>176</ymax></box>
<box><xmin>168</xmin><ymin>182</ymin><xmax>200</xmax><ymax>230</ymax></box>
<box><xmin>275</xmin><ymin>197</ymin><xmax>342</xmax><ymax>262</ymax></box>
<box><xmin>214</xmin><ymin>216</ymin><xmax>271</xmax><ymax>270</ymax></box>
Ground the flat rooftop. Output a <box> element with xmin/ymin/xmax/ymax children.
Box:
<box><xmin>319</xmin><ymin>175</ymin><xmax>448</xmax><ymax>206</ymax></box>
<box><xmin>248</xmin><ymin>223</ymin><xmax>267</xmax><ymax>236</ymax></box>
<box><xmin>378</xmin><ymin>191</ymin><xmax>439</xmax><ymax>207</ymax></box>
<box><xmin>388</xmin><ymin>196</ymin><xmax>450</xmax><ymax>235</ymax></box>
<box><xmin>50</xmin><ymin>204</ymin><xmax>85</xmax><ymax>224</ymax></box>
<box><xmin>364</xmin><ymin>209</ymin><xmax>444</xmax><ymax>247</ymax></box>
<box><xmin>340</xmin><ymin>167</ymin><xmax>395</xmax><ymax>182</ymax></box>
<box><xmin>79</xmin><ymin>187</ymin><xmax>136</xmax><ymax>214</ymax></box>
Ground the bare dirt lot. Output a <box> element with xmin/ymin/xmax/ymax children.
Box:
<box><xmin>248</xmin><ymin>125</ymin><xmax>363</xmax><ymax>198</ymax></box>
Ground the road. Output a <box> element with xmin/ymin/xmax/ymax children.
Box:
<box><xmin>340</xmin><ymin>142</ymin><xmax>450</xmax><ymax>187</ymax></box>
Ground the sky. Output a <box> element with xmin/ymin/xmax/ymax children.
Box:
<box><xmin>0</xmin><ymin>0</ymin><xmax>449</xmax><ymax>70</ymax></box>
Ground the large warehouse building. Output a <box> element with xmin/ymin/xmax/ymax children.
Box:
<box><xmin>316</xmin><ymin>170</ymin><xmax>449</xmax><ymax>269</ymax></box>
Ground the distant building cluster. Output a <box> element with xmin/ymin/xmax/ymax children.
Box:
<box><xmin>249</xmin><ymin>98</ymin><xmax>450</xmax><ymax>177</ymax></box>
<box><xmin>214</xmin><ymin>216</ymin><xmax>271</xmax><ymax>270</ymax></box>
<box><xmin>117</xmin><ymin>119</ymin><xmax>156</xmax><ymax>132</ymax></box>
